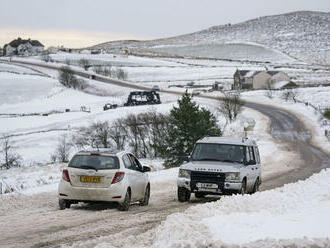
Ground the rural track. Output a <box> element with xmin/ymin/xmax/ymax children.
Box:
<box><xmin>1</xmin><ymin>59</ymin><xmax>330</xmax><ymax>248</ymax></box>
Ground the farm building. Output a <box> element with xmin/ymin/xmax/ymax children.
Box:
<box><xmin>3</xmin><ymin>38</ymin><xmax>44</xmax><ymax>56</ymax></box>
<box><xmin>233</xmin><ymin>69</ymin><xmax>292</xmax><ymax>90</ymax></box>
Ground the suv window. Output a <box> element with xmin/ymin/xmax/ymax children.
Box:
<box><xmin>69</xmin><ymin>155</ymin><xmax>119</xmax><ymax>170</ymax></box>
<box><xmin>254</xmin><ymin>147</ymin><xmax>260</xmax><ymax>164</ymax></box>
<box><xmin>246</xmin><ymin>146</ymin><xmax>256</xmax><ymax>165</ymax></box>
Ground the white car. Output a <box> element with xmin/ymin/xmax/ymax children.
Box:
<box><xmin>177</xmin><ymin>137</ymin><xmax>261</xmax><ymax>201</ymax></box>
<box><xmin>58</xmin><ymin>150</ymin><xmax>151</xmax><ymax>211</ymax></box>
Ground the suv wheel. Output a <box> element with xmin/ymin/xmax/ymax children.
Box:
<box><xmin>251</xmin><ymin>179</ymin><xmax>259</xmax><ymax>194</ymax></box>
<box><xmin>240</xmin><ymin>180</ymin><xmax>247</xmax><ymax>195</ymax></box>
<box><xmin>59</xmin><ymin>199</ymin><xmax>71</xmax><ymax>210</ymax></box>
<box><xmin>140</xmin><ymin>185</ymin><xmax>150</xmax><ymax>206</ymax></box>
<box><xmin>118</xmin><ymin>190</ymin><xmax>131</xmax><ymax>211</ymax></box>
<box><xmin>195</xmin><ymin>192</ymin><xmax>205</xmax><ymax>198</ymax></box>
<box><xmin>178</xmin><ymin>187</ymin><xmax>191</xmax><ymax>202</ymax></box>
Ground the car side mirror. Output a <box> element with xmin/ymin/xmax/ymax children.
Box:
<box><xmin>142</xmin><ymin>166</ymin><xmax>151</xmax><ymax>172</ymax></box>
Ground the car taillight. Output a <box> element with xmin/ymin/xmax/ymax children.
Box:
<box><xmin>111</xmin><ymin>172</ymin><xmax>125</xmax><ymax>184</ymax></box>
<box><xmin>62</xmin><ymin>169</ymin><xmax>71</xmax><ymax>182</ymax></box>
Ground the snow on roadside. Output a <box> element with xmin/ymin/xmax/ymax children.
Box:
<box><xmin>0</xmin><ymin>163</ymin><xmax>64</xmax><ymax>195</ymax></box>
<box><xmin>241</xmin><ymin>87</ymin><xmax>330</xmax><ymax>155</ymax></box>
<box><xmin>149</xmin><ymin>168</ymin><xmax>330</xmax><ymax>248</ymax></box>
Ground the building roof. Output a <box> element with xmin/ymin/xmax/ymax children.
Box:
<box><xmin>236</xmin><ymin>70</ymin><xmax>264</xmax><ymax>78</ymax></box>
<box><xmin>272</xmin><ymin>81</ymin><xmax>297</xmax><ymax>89</ymax></box>
<box><xmin>7</xmin><ymin>38</ymin><xmax>44</xmax><ymax>48</ymax></box>
<box><xmin>236</xmin><ymin>69</ymin><xmax>286</xmax><ymax>79</ymax></box>
<box><xmin>267</xmin><ymin>71</ymin><xmax>281</xmax><ymax>76</ymax></box>
<box><xmin>197</xmin><ymin>136</ymin><xmax>257</xmax><ymax>146</ymax></box>
<box><xmin>236</xmin><ymin>70</ymin><xmax>252</xmax><ymax>77</ymax></box>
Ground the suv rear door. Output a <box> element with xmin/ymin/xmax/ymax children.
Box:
<box><xmin>241</xmin><ymin>146</ymin><xmax>256</xmax><ymax>191</ymax></box>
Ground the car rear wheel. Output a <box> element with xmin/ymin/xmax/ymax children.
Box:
<box><xmin>178</xmin><ymin>187</ymin><xmax>191</xmax><ymax>202</ymax></box>
<box><xmin>59</xmin><ymin>199</ymin><xmax>71</xmax><ymax>210</ymax></box>
<box><xmin>118</xmin><ymin>190</ymin><xmax>131</xmax><ymax>211</ymax></box>
<box><xmin>140</xmin><ymin>185</ymin><xmax>150</xmax><ymax>206</ymax></box>
<box><xmin>195</xmin><ymin>192</ymin><xmax>205</xmax><ymax>198</ymax></box>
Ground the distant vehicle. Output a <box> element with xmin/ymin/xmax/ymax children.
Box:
<box><xmin>89</xmin><ymin>75</ymin><xmax>96</xmax><ymax>80</ymax></box>
<box><xmin>103</xmin><ymin>103</ymin><xmax>118</xmax><ymax>111</ymax></box>
<box><xmin>58</xmin><ymin>150</ymin><xmax>151</xmax><ymax>211</ymax></box>
<box><xmin>177</xmin><ymin>137</ymin><xmax>261</xmax><ymax>202</ymax></box>
<box><xmin>124</xmin><ymin>91</ymin><xmax>161</xmax><ymax>106</ymax></box>
<box><xmin>151</xmin><ymin>85</ymin><xmax>160</xmax><ymax>91</ymax></box>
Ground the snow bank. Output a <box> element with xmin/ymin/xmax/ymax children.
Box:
<box><xmin>151</xmin><ymin>169</ymin><xmax>330</xmax><ymax>247</ymax></box>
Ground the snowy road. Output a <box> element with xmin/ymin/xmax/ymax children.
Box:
<box><xmin>1</xmin><ymin>60</ymin><xmax>330</xmax><ymax>248</ymax></box>
<box><xmin>244</xmin><ymin>102</ymin><xmax>330</xmax><ymax>190</ymax></box>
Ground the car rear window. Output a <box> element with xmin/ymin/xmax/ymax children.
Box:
<box><xmin>69</xmin><ymin>155</ymin><xmax>119</xmax><ymax>170</ymax></box>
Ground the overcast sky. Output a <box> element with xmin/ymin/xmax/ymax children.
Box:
<box><xmin>1</xmin><ymin>0</ymin><xmax>329</xmax><ymax>48</ymax></box>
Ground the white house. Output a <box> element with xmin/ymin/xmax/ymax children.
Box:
<box><xmin>233</xmin><ymin>69</ymin><xmax>292</xmax><ymax>90</ymax></box>
<box><xmin>3</xmin><ymin>38</ymin><xmax>44</xmax><ymax>56</ymax></box>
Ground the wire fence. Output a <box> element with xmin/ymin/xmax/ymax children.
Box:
<box><xmin>295</xmin><ymin>99</ymin><xmax>330</xmax><ymax>141</ymax></box>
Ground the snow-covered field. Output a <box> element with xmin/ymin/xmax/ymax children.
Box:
<box><xmin>0</xmin><ymin>52</ymin><xmax>330</xmax><ymax>247</ymax></box>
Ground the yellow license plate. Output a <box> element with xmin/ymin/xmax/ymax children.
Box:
<box><xmin>81</xmin><ymin>176</ymin><xmax>102</xmax><ymax>183</ymax></box>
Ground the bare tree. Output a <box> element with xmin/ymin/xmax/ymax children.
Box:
<box><xmin>115</xmin><ymin>68</ymin><xmax>128</xmax><ymax>80</ymax></box>
<box><xmin>71</xmin><ymin>126</ymin><xmax>94</xmax><ymax>150</ymax></box>
<box><xmin>124</xmin><ymin>114</ymin><xmax>141</xmax><ymax>155</ymax></box>
<box><xmin>40</xmin><ymin>53</ymin><xmax>52</xmax><ymax>63</ymax></box>
<box><xmin>93</xmin><ymin>65</ymin><xmax>112</xmax><ymax>77</ymax></box>
<box><xmin>141</xmin><ymin>111</ymin><xmax>170</xmax><ymax>158</ymax></box>
<box><xmin>58</xmin><ymin>66</ymin><xmax>85</xmax><ymax>90</ymax></box>
<box><xmin>0</xmin><ymin>136</ymin><xmax>21</xmax><ymax>170</ymax></box>
<box><xmin>53</xmin><ymin>134</ymin><xmax>72</xmax><ymax>163</ymax></box>
<box><xmin>281</xmin><ymin>89</ymin><xmax>298</xmax><ymax>103</ymax></box>
<box><xmin>109</xmin><ymin>118</ymin><xmax>127</xmax><ymax>150</ymax></box>
<box><xmin>64</xmin><ymin>58</ymin><xmax>71</xmax><ymax>65</ymax></box>
<box><xmin>70</xmin><ymin>112</ymin><xmax>170</xmax><ymax>158</ymax></box>
<box><xmin>265</xmin><ymin>80</ymin><xmax>275</xmax><ymax>99</ymax></box>
<box><xmin>78</xmin><ymin>58</ymin><xmax>90</xmax><ymax>71</ymax></box>
<box><xmin>72</xmin><ymin>121</ymin><xmax>114</xmax><ymax>150</ymax></box>
<box><xmin>91</xmin><ymin>121</ymin><xmax>113</xmax><ymax>148</ymax></box>
<box><xmin>218</xmin><ymin>92</ymin><xmax>243</xmax><ymax>123</ymax></box>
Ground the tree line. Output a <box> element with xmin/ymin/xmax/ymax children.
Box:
<box><xmin>1</xmin><ymin>92</ymin><xmax>243</xmax><ymax>169</ymax></box>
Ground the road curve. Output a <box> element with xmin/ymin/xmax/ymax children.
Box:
<box><xmin>4</xmin><ymin>58</ymin><xmax>330</xmax><ymax>188</ymax></box>
<box><xmin>244</xmin><ymin>101</ymin><xmax>330</xmax><ymax>190</ymax></box>
<box><xmin>1</xmin><ymin>59</ymin><xmax>330</xmax><ymax>248</ymax></box>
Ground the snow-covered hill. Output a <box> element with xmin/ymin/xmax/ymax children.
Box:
<box><xmin>94</xmin><ymin>11</ymin><xmax>330</xmax><ymax>64</ymax></box>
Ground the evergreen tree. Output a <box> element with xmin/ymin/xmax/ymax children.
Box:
<box><xmin>164</xmin><ymin>92</ymin><xmax>221</xmax><ymax>167</ymax></box>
